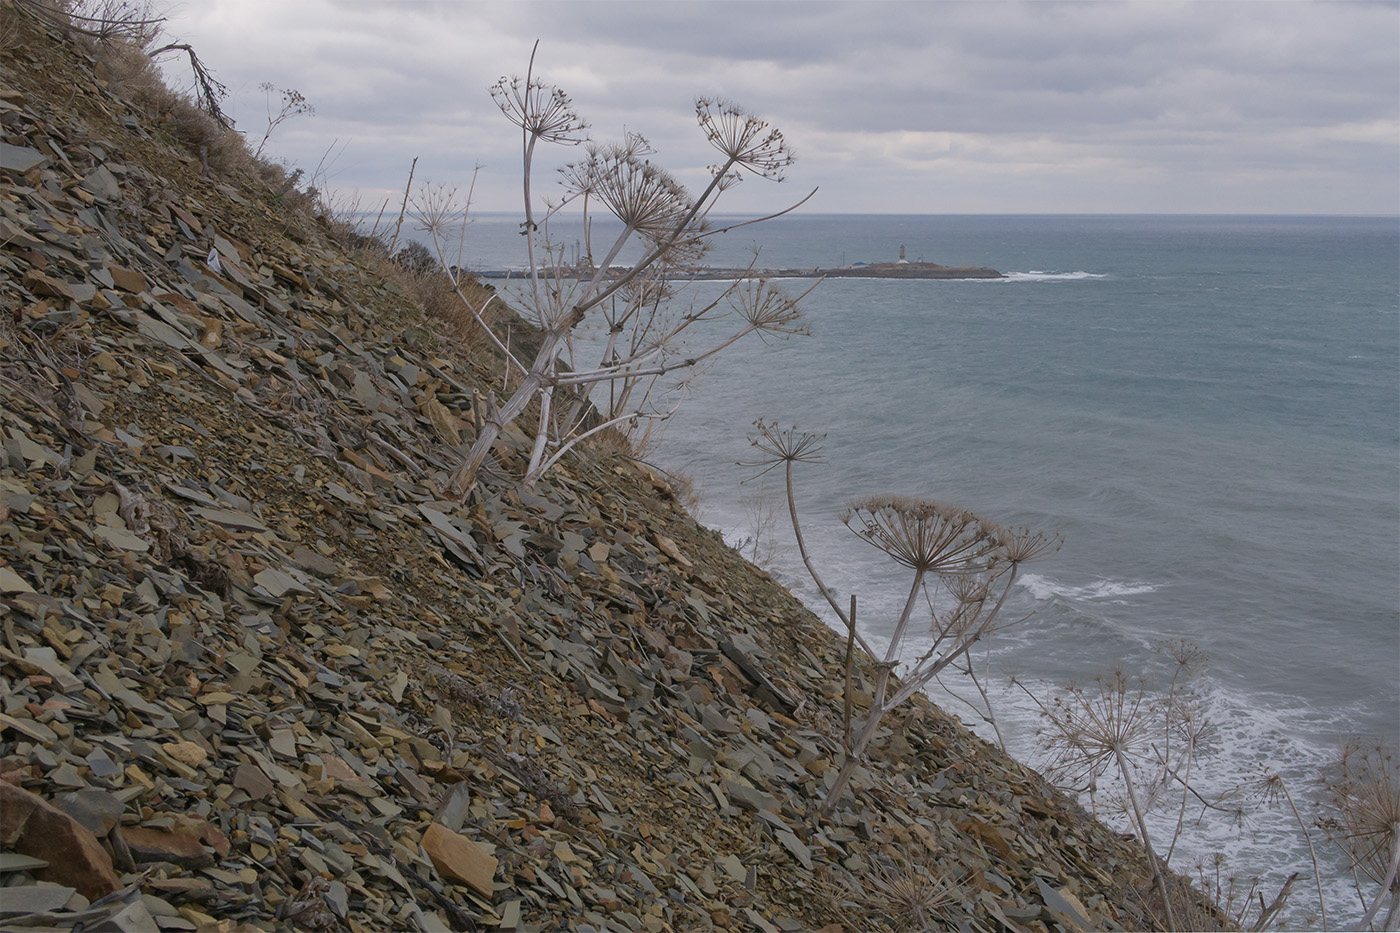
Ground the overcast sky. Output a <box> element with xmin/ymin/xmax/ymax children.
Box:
<box><xmin>156</xmin><ymin>0</ymin><xmax>1400</xmax><ymax>216</ymax></box>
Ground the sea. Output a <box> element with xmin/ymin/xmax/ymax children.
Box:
<box><xmin>428</xmin><ymin>212</ymin><xmax>1399</xmax><ymax>927</ymax></box>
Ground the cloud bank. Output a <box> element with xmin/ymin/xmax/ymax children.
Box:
<box><xmin>156</xmin><ymin>0</ymin><xmax>1400</xmax><ymax>215</ymax></box>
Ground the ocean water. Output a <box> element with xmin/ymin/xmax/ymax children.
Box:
<box><xmin>437</xmin><ymin>213</ymin><xmax>1399</xmax><ymax>925</ymax></box>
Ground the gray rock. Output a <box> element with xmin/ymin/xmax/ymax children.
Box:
<box><xmin>96</xmin><ymin>898</ymin><xmax>159</xmax><ymax>933</ymax></box>
<box><xmin>57</xmin><ymin>789</ymin><xmax>125</xmax><ymax>836</ymax></box>
<box><xmin>723</xmin><ymin>779</ymin><xmax>778</xmax><ymax>813</ymax></box>
<box><xmin>1</xmin><ymin>145</ymin><xmax>45</xmax><ymax>172</ymax></box>
<box><xmin>0</xmin><ymin>883</ymin><xmax>77</xmax><ymax>915</ymax></box>
<box><xmin>80</xmin><ymin>164</ymin><xmax>122</xmax><ymax>201</ymax></box>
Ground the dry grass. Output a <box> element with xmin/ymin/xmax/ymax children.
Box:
<box><xmin>858</xmin><ymin>855</ymin><xmax>961</xmax><ymax>932</ymax></box>
<box><xmin>584</xmin><ymin>424</ymin><xmax>639</xmax><ymax>460</ymax></box>
<box><xmin>9</xmin><ymin>0</ymin><xmax>328</xmax><ymax>203</ymax></box>
<box><xmin>96</xmin><ymin>37</ymin><xmax>252</xmax><ymax>175</ymax></box>
<box><xmin>0</xmin><ymin>3</ymin><xmax>25</xmax><ymax>55</ymax></box>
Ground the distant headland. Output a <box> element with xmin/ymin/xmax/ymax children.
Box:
<box><xmin>476</xmin><ymin>245</ymin><xmax>1005</xmax><ymax>280</ymax></box>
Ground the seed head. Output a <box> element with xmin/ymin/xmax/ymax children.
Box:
<box><xmin>696</xmin><ymin>98</ymin><xmax>794</xmax><ymax>181</ymax></box>
<box><xmin>742</xmin><ymin>420</ymin><xmax>824</xmax><ymax>479</ymax></box>
<box><xmin>492</xmin><ymin>75</ymin><xmax>587</xmax><ymax>144</ymax></box>
<box><xmin>1320</xmin><ymin>740</ymin><xmax>1400</xmax><ymax>887</ymax></box>
<box><xmin>562</xmin><ymin>144</ymin><xmax>692</xmax><ymax>239</ymax></box>
<box><xmin>841</xmin><ymin>495</ymin><xmax>1004</xmax><ymax>574</ymax></box>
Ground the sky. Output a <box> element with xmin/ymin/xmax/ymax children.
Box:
<box><xmin>154</xmin><ymin>0</ymin><xmax>1400</xmax><ymax>216</ymax></box>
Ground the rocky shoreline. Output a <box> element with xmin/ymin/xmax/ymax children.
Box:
<box><xmin>0</xmin><ymin>11</ymin><xmax>1213</xmax><ymax>932</ymax></box>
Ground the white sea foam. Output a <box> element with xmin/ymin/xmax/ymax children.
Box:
<box><xmin>1018</xmin><ymin>572</ymin><xmax>1159</xmax><ymax>601</ymax></box>
<box><xmin>922</xmin><ymin>666</ymin><xmax>1373</xmax><ymax>929</ymax></box>
<box><xmin>1002</xmin><ymin>270</ymin><xmax>1108</xmax><ymax>281</ymax></box>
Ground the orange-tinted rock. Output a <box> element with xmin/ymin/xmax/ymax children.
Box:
<box><xmin>21</xmin><ymin>269</ymin><xmax>73</xmax><ymax>300</ymax></box>
<box><xmin>120</xmin><ymin>823</ymin><xmax>216</xmax><ymax>868</ymax></box>
<box><xmin>107</xmin><ymin>264</ymin><xmax>148</xmax><ymax>293</ymax></box>
<box><xmin>420</xmin><ymin>822</ymin><xmax>497</xmax><ymax>898</ymax></box>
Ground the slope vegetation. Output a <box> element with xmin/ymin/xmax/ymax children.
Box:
<box><xmin>0</xmin><ymin>9</ymin><xmax>1211</xmax><ymax>931</ymax></box>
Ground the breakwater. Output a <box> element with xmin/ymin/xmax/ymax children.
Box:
<box><xmin>479</xmin><ymin>260</ymin><xmax>1005</xmax><ymax>280</ymax></box>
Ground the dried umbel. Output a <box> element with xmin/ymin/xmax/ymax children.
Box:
<box><xmin>841</xmin><ymin>495</ymin><xmax>1005</xmax><ymax>574</ymax></box>
<box><xmin>750</xmin><ymin>424</ymin><xmax>1061</xmax><ymax>817</ymax></box>
<box><xmin>1320</xmin><ymin>741</ymin><xmax>1400</xmax><ymax>930</ymax></box>
<box><xmin>726</xmin><ymin>278</ymin><xmax>811</xmax><ymax>340</ymax></box>
<box><xmin>1032</xmin><ymin>670</ymin><xmax>1161</xmax><ymax>790</ymax></box>
<box><xmin>1017</xmin><ymin>646</ymin><xmax>1230</xmax><ymax>933</ymax></box>
<box><xmin>563</xmin><ymin>146</ymin><xmax>691</xmax><ymax>239</ymax></box>
<box><xmin>491</xmin><ymin>75</ymin><xmax>587</xmax><ymax>145</ymax></box>
<box><xmin>998</xmin><ymin>525</ymin><xmax>1064</xmax><ymax>566</ymax></box>
<box><xmin>431</xmin><ymin>49</ymin><xmax>815</xmax><ymax>498</ymax></box>
<box><xmin>746</xmin><ymin>420</ymin><xmax>825</xmax><ymax>475</ymax></box>
<box><xmin>697</xmin><ymin>97</ymin><xmax>795</xmax><ymax>182</ymax></box>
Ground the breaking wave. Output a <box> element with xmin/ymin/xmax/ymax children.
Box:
<box><xmin>1003</xmin><ymin>270</ymin><xmax>1107</xmax><ymax>281</ymax></box>
<box><xmin>1018</xmin><ymin>573</ymin><xmax>1160</xmax><ymax>601</ymax></box>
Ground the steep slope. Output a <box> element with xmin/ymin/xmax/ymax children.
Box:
<box><xmin>0</xmin><ymin>10</ymin><xmax>1213</xmax><ymax>932</ymax></box>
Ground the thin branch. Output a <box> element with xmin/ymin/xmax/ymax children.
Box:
<box><xmin>389</xmin><ymin>156</ymin><xmax>418</xmax><ymax>255</ymax></box>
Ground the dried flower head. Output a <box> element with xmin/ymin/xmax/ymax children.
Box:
<box><xmin>727</xmin><ymin>278</ymin><xmax>809</xmax><ymax>339</ymax></box>
<box><xmin>491</xmin><ymin>74</ymin><xmax>587</xmax><ymax>144</ymax></box>
<box><xmin>743</xmin><ymin>420</ymin><xmax>825</xmax><ymax>479</ymax></box>
<box><xmin>999</xmin><ymin>525</ymin><xmax>1064</xmax><ymax>565</ymax></box>
<box><xmin>562</xmin><ymin>144</ymin><xmax>691</xmax><ymax>238</ymax></box>
<box><xmin>842</xmin><ymin>495</ymin><xmax>1005</xmax><ymax>574</ymax></box>
<box><xmin>696</xmin><ymin>97</ymin><xmax>795</xmax><ymax>181</ymax></box>
<box><xmin>1034</xmin><ymin>670</ymin><xmax>1160</xmax><ymax>787</ymax></box>
<box><xmin>938</xmin><ymin>571</ymin><xmax>999</xmax><ymax>638</ymax></box>
<box><xmin>1320</xmin><ymin>740</ymin><xmax>1400</xmax><ymax>888</ymax></box>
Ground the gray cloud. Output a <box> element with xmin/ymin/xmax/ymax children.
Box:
<box><xmin>158</xmin><ymin>0</ymin><xmax>1399</xmax><ymax>215</ymax></box>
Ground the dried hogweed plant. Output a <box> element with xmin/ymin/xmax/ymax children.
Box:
<box><xmin>1187</xmin><ymin>853</ymin><xmax>1298</xmax><ymax>933</ymax></box>
<box><xmin>1014</xmin><ymin>643</ymin><xmax>1231</xmax><ymax>932</ymax></box>
<box><xmin>1319</xmin><ymin>739</ymin><xmax>1400</xmax><ymax>931</ymax></box>
<box><xmin>422</xmin><ymin>44</ymin><xmax>817</xmax><ymax>498</ymax></box>
<box><xmin>1017</xmin><ymin>669</ymin><xmax>1180</xmax><ymax>929</ymax></box>
<box><xmin>745</xmin><ymin>421</ymin><xmax>1061</xmax><ymax>817</ymax></box>
<box><xmin>1244</xmin><ymin>767</ymin><xmax>1328</xmax><ymax>929</ymax></box>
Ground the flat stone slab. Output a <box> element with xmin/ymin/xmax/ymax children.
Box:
<box><xmin>0</xmin><ymin>882</ymin><xmax>77</xmax><ymax>915</ymax></box>
<box><xmin>0</xmin><ymin>145</ymin><xmax>45</xmax><ymax>172</ymax></box>
<box><xmin>0</xmin><ymin>852</ymin><xmax>50</xmax><ymax>872</ymax></box>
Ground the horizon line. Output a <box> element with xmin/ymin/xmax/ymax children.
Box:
<box><xmin>443</xmin><ymin>210</ymin><xmax>1400</xmax><ymax>219</ymax></box>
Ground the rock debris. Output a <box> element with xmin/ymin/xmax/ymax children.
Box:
<box><xmin>0</xmin><ymin>12</ymin><xmax>1209</xmax><ymax>933</ymax></box>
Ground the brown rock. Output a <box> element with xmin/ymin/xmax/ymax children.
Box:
<box><xmin>148</xmin><ymin>875</ymin><xmax>218</xmax><ymax>902</ymax></box>
<box><xmin>424</xmin><ymin>397</ymin><xmax>462</xmax><ymax>445</ymax></box>
<box><xmin>421</xmin><ymin>822</ymin><xmax>497</xmax><ymax>898</ymax></box>
<box><xmin>121</xmin><ymin>823</ymin><xmax>216</xmax><ymax>868</ymax></box>
<box><xmin>163</xmin><ymin>741</ymin><xmax>209</xmax><ymax>767</ymax></box>
<box><xmin>107</xmin><ymin>264</ymin><xmax>148</xmax><ymax>293</ymax></box>
<box><xmin>233</xmin><ymin>761</ymin><xmax>274</xmax><ymax>799</ymax></box>
<box><xmin>172</xmin><ymin>814</ymin><xmax>231</xmax><ymax>857</ymax></box>
<box><xmin>958</xmin><ymin>816</ymin><xmax>1013</xmax><ymax>861</ymax></box>
<box><xmin>320</xmin><ymin>756</ymin><xmax>359</xmax><ymax>783</ymax></box>
<box><xmin>652</xmin><ymin>533</ymin><xmax>694</xmax><ymax>572</ymax></box>
<box><xmin>152</xmin><ymin>291</ymin><xmax>200</xmax><ymax>314</ymax></box>
<box><xmin>0</xmin><ymin>782</ymin><xmax>121</xmax><ymax>899</ymax></box>
<box><xmin>197</xmin><ymin>315</ymin><xmax>224</xmax><ymax>348</ymax></box>
<box><xmin>22</xmin><ymin>269</ymin><xmax>74</xmax><ymax>300</ymax></box>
